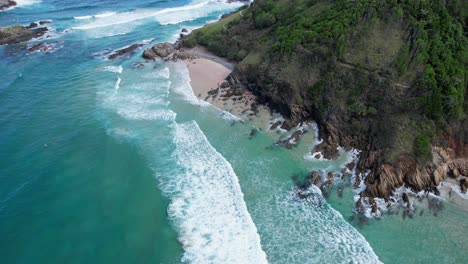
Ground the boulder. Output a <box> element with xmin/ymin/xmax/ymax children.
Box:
<box><xmin>142</xmin><ymin>48</ymin><xmax>158</xmax><ymax>60</ymax></box>
<box><xmin>142</xmin><ymin>42</ymin><xmax>175</xmax><ymax>60</ymax></box>
<box><xmin>311</xmin><ymin>171</ymin><xmax>321</xmax><ymax>187</ymax></box>
<box><xmin>460</xmin><ymin>178</ymin><xmax>468</xmax><ymax>194</ymax></box>
<box><xmin>181</xmin><ymin>28</ymin><xmax>188</xmax><ymax>33</ymax></box>
<box><xmin>402</xmin><ymin>192</ymin><xmax>410</xmax><ymax>207</ymax></box>
<box><xmin>152</xmin><ymin>42</ymin><xmax>175</xmax><ymax>58</ymax></box>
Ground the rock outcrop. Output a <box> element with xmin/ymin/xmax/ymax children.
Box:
<box><xmin>0</xmin><ymin>24</ymin><xmax>48</xmax><ymax>45</ymax></box>
<box><xmin>108</xmin><ymin>43</ymin><xmax>144</xmax><ymax>60</ymax></box>
<box><xmin>0</xmin><ymin>0</ymin><xmax>16</xmax><ymax>11</ymax></box>
<box><xmin>142</xmin><ymin>42</ymin><xmax>175</xmax><ymax>60</ymax></box>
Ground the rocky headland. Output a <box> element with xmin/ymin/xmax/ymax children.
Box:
<box><xmin>171</xmin><ymin>1</ymin><xmax>468</xmax><ymax>216</ymax></box>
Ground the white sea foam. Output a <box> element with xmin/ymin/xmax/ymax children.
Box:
<box><xmin>170</xmin><ymin>63</ymin><xmax>210</xmax><ymax>106</ymax></box>
<box><xmin>168</xmin><ymin>121</ymin><xmax>267</xmax><ymax>264</ymax></box>
<box><xmin>74</xmin><ymin>11</ymin><xmax>116</xmax><ymax>20</ymax></box>
<box><xmin>154</xmin><ymin>66</ymin><xmax>170</xmax><ymax>79</ymax></box>
<box><xmin>95</xmin><ymin>11</ymin><xmax>116</xmax><ymax>18</ymax></box>
<box><xmin>74</xmin><ymin>15</ymin><xmax>92</xmax><ymax>20</ymax></box>
<box><xmin>114</xmin><ymin>76</ymin><xmax>121</xmax><ymax>90</ymax></box>
<box><xmin>117</xmin><ymin>107</ymin><xmax>176</xmax><ymax>121</ymax></box>
<box><xmin>249</xmin><ymin>183</ymin><xmax>382</xmax><ymax>264</ymax></box>
<box><xmin>72</xmin><ymin>0</ymin><xmax>243</xmax><ymax>30</ymax></box>
<box><xmin>14</xmin><ymin>0</ymin><xmax>41</xmax><ymax>7</ymax></box>
<box><xmin>103</xmin><ymin>65</ymin><xmax>123</xmax><ymax>73</ymax></box>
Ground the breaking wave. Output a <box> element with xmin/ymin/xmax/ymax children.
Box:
<box><xmin>169</xmin><ymin>121</ymin><xmax>267</xmax><ymax>263</ymax></box>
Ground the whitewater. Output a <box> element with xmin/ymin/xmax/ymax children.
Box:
<box><xmin>2</xmin><ymin>0</ymin><xmax>467</xmax><ymax>263</ymax></box>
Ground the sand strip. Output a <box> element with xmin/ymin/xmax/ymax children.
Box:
<box><xmin>180</xmin><ymin>46</ymin><xmax>273</xmax><ymax>127</ymax></box>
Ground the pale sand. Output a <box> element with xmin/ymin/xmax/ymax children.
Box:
<box><xmin>181</xmin><ymin>47</ymin><xmax>275</xmax><ymax>130</ymax></box>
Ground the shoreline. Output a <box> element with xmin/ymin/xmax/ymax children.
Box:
<box><xmin>175</xmin><ymin>46</ymin><xmax>468</xmax><ymax>215</ymax></box>
<box><xmin>178</xmin><ymin>45</ymin><xmax>274</xmax><ymax>128</ymax></box>
<box><xmin>143</xmin><ymin>26</ymin><xmax>468</xmax><ymax>217</ymax></box>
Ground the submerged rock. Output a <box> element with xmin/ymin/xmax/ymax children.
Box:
<box><xmin>277</xmin><ymin>130</ymin><xmax>304</xmax><ymax>149</ymax></box>
<box><xmin>108</xmin><ymin>43</ymin><xmax>144</xmax><ymax>60</ymax></box>
<box><xmin>310</xmin><ymin>171</ymin><xmax>322</xmax><ymax>187</ymax></box>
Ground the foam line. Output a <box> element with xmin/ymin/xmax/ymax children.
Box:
<box><xmin>170</xmin><ymin>121</ymin><xmax>268</xmax><ymax>264</ymax></box>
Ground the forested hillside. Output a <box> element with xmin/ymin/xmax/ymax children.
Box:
<box><xmin>183</xmin><ymin>0</ymin><xmax>468</xmax><ymax>210</ymax></box>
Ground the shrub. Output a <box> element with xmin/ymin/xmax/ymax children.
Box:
<box><xmin>413</xmin><ymin>135</ymin><xmax>432</xmax><ymax>161</ymax></box>
<box><xmin>255</xmin><ymin>13</ymin><xmax>276</xmax><ymax>29</ymax></box>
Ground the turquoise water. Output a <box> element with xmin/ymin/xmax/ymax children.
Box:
<box><xmin>1</xmin><ymin>1</ymin><xmax>467</xmax><ymax>263</ymax></box>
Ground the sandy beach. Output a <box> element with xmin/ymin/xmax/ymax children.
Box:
<box><xmin>179</xmin><ymin>46</ymin><xmax>274</xmax><ymax>128</ymax></box>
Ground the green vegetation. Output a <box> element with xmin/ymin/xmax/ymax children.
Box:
<box><xmin>413</xmin><ymin>135</ymin><xmax>432</xmax><ymax>162</ymax></box>
<box><xmin>183</xmin><ymin>0</ymin><xmax>467</xmax><ymax>164</ymax></box>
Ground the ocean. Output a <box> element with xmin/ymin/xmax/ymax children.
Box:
<box><xmin>0</xmin><ymin>1</ymin><xmax>466</xmax><ymax>263</ymax></box>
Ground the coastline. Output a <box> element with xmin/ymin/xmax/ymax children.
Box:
<box><xmin>177</xmin><ymin>45</ymin><xmax>274</xmax><ymax>128</ymax></box>
<box><xmin>142</xmin><ymin>22</ymin><xmax>468</xmax><ymax>218</ymax></box>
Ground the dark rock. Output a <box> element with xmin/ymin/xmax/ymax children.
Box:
<box><xmin>402</xmin><ymin>193</ymin><xmax>410</xmax><ymax>207</ymax></box>
<box><xmin>270</xmin><ymin>120</ymin><xmax>282</xmax><ymax>130</ymax></box>
<box><xmin>142</xmin><ymin>48</ymin><xmax>157</xmax><ymax>60</ymax></box>
<box><xmin>0</xmin><ymin>0</ymin><xmax>16</xmax><ymax>11</ymax></box>
<box><xmin>39</xmin><ymin>20</ymin><xmax>51</xmax><ymax>25</ymax></box>
<box><xmin>346</xmin><ymin>162</ymin><xmax>355</xmax><ymax>171</ymax></box>
<box><xmin>142</xmin><ymin>42</ymin><xmax>175</xmax><ymax>60</ymax></box>
<box><xmin>355</xmin><ymin>198</ymin><xmax>364</xmax><ymax>213</ymax></box>
<box><xmin>311</xmin><ymin>171</ymin><xmax>322</xmax><ymax>187</ymax></box>
<box><xmin>131</xmin><ymin>62</ymin><xmax>144</xmax><ymax>69</ymax></box>
<box><xmin>181</xmin><ymin>28</ymin><xmax>188</xmax><ymax>33</ymax></box>
<box><xmin>26</xmin><ymin>22</ymin><xmax>39</xmax><ymax>29</ymax></box>
<box><xmin>371</xmin><ymin>202</ymin><xmax>378</xmax><ymax>213</ymax></box>
<box><xmin>207</xmin><ymin>88</ymin><xmax>219</xmax><ymax>96</ymax></box>
<box><xmin>249</xmin><ymin>128</ymin><xmax>257</xmax><ymax>139</ymax></box>
<box><xmin>460</xmin><ymin>178</ymin><xmax>468</xmax><ymax>194</ymax></box>
<box><xmin>277</xmin><ymin>130</ymin><xmax>304</xmax><ymax>149</ymax></box>
<box><xmin>312</xmin><ymin>140</ymin><xmax>339</xmax><ymax>160</ymax></box>
<box><xmin>0</xmin><ymin>25</ymin><xmax>48</xmax><ymax>45</ymax></box>
<box><xmin>108</xmin><ymin>43</ymin><xmax>144</xmax><ymax>60</ymax></box>
<box><xmin>220</xmin><ymin>81</ymin><xmax>230</xmax><ymax>88</ymax></box>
